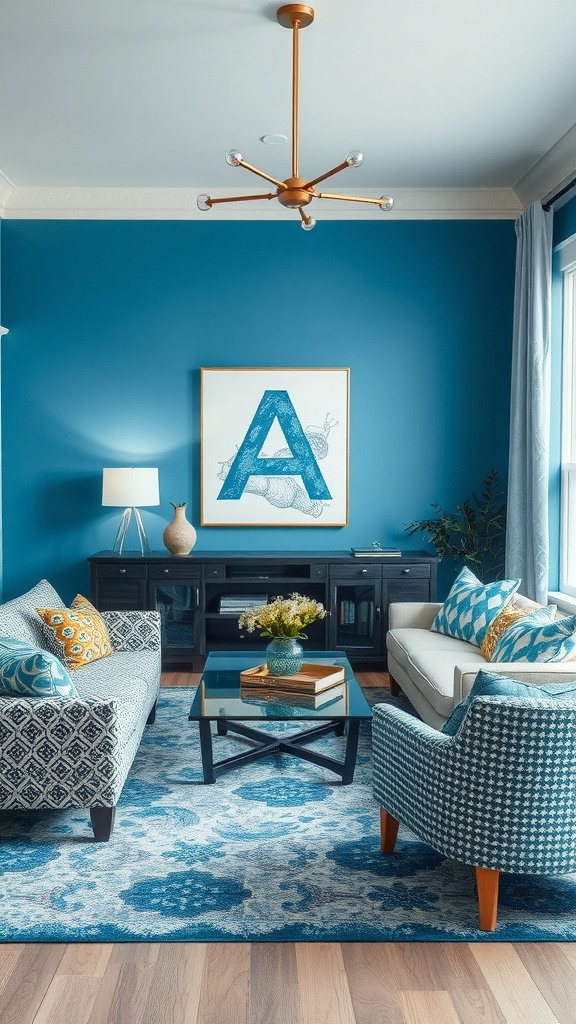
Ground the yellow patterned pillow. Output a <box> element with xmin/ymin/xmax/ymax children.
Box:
<box><xmin>36</xmin><ymin>594</ymin><xmax>113</xmax><ymax>670</ymax></box>
<box><xmin>480</xmin><ymin>608</ymin><xmax>530</xmax><ymax>661</ymax></box>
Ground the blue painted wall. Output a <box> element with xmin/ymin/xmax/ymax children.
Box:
<box><xmin>1</xmin><ymin>219</ymin><xmax>516</xmax><ymax>601</ymax></box>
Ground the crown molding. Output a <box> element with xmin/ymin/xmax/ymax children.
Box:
<box><xmin>514</xmin><ymin>122</ymin><xmax>576</xmax><ymax>207</ymax></box>
<box><xmin>1</xmin><ymin>186</ymin><xmax>521</xmax><ymax>220</ymax></box>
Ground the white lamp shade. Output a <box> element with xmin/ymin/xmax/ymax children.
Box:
<box><xmin>102</xmin><ymin>468</ymin><xmax>159</xmax><ymax>507</ymax></box>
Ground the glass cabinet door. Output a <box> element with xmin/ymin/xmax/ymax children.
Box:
<box><xmin>329</xmin><ymin>580</ymin><xmax>382</xmax><ymax>656</ymax></box>
<box><xmin>150</xmin><ymin>579</ymin><xmax>202</xmax><ymax>657</ymax></box>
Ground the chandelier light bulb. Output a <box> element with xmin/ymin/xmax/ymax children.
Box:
<box><xmin>197</xmin><ymin>194</ymin><xmax>212</xmax><ymax>211</ymax></box>
<box><xmin>379</xmin><ymin>196</ymin><xmax>394</xmax><ymax>211</ymax></box>
<box><xmin>225</xmin><ymin>150</ymin><xmax>243</xmax><ymax>166</ymax></box>
<box><xmin>345</xmin><ymin>151</ymin><xmax>363</xmax><ymax>168</ymax></box>
<box><xmin>301</xmin><ymin>216</ymin><xmax>316</xmax><ymax>231</ymax></box>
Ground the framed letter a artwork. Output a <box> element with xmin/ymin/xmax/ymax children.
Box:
<box><xmin>200</xmin><ymin>367</ymin><xmax>349</xmax><ymax>526</ymax></box>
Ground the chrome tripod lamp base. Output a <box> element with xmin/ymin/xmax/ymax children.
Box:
<box><xmin>112</xmin><ymin>506</ymin><xmax>152</xmax><ymax>556</ymax></box>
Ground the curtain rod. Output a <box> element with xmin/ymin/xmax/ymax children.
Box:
<box><xmin>542</xmin><ymin>175</ymin><xmax>576</xmax><ymax>211</ymax></box>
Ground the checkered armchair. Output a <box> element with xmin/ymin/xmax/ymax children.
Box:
<box><xmin>372</xmin><ymin>696</ymin><xmax>576</xmax><ymax>930</ymax></box>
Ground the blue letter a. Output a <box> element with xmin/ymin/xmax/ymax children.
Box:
<box><xmin>218</xmin><ymin>390</ymin><xmax>332</xmax><ymax>500</ymax></box>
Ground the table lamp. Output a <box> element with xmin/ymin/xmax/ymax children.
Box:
<box><xmin>102</xmin><ymin>467</ymin><xmax>160</xmax><ymax>555</ymax></box>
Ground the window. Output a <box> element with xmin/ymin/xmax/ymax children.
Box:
<box><xmin>560</xmin><ymin>243</ymin><xmax>576</xmax><ymax>596</ymax></box>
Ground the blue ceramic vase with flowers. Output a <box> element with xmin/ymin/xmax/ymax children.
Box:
<box><xmin>238</xmin><ymin>593</ymin><xmax>326</xmax><ymax>677</ymax></box>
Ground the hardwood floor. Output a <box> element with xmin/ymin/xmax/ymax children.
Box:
<box><xmin>1</xmin><ymin>671</ymin><xmax>575</xmax><ymax>1024</ymax></box>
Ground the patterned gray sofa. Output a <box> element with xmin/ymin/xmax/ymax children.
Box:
<box><xmin>0</xmin><ymin>579</ymin><xmax>161</xmax><ymax>840</ymax></box>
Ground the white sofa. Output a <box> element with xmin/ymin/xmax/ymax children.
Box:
<box><xmin>387</xmin><ymin>600</ymin><xmax>576</xmax><ymax>729</ymax></box>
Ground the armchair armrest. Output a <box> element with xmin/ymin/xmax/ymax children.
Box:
<box><xmin>388</xmin><ymin>602</ymin><xmax>442</xmax><ymax>630</ymax></box>
<box><xmin>454</xmin><ymin>659</ymin><xmax>576</xmax><ymax>705</ymax></box>
<box><xmin>101</xmin><ymin>610</ymin><xmax>161</xmax><ymax>652</ymax></box>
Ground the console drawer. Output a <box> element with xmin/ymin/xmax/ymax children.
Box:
<box><xmin>149</xmin><ymin>565</ymin><xmax>201</xmax><ymax>579</ymax></box>
<box><xmin>330</xmin><ymin>564</ymin><xmax>381</xmax><ymax>579</ymax></box>
<box><xmin>382</xmin><ymin>564</ymin><xmax>431</xmax><ymax>579</ymax></box>
<box><xmin>97</xmin><ymin>564</ymin><xmax>147</xmax><ymax>579</ymax></box>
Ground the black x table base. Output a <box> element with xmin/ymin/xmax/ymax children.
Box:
<box><xmin>197</xmin><ymin>717</ymin><xmax>361</xmax><ymax>785</ymax></box>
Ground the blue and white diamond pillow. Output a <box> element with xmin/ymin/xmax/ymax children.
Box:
<box><xmin>0</xmin><ymin>636</ymin><xmax>77</xmax><ymax>697</ymax></box>
<box><xmin>431</xmin><ymin>566</ymin><xmax>520</xmax><ymax>648</ymax></box>
<box><xmin>491</xmin><ymin>609</ymin><xmax>576</xmax><ymax>663</ymax></box>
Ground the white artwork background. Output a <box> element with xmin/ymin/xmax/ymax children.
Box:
<box><xmin>201</xmin><ymin>368</ymin><xmax>349</xmax><ymax>526</ymax></box>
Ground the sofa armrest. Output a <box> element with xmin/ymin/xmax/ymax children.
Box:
<box><xmin>388</xmin><ymin>602</ymin><xmax>442</xmax><ymax>630</ymax></box>
<box><xmin>454</xmin><ymin>660</ymin><xmax>576</xmax><ymax>705</ymax></box>
<box><xmin>0</xmin><ymin>695</ymin><xmax>127</xmax><ymax>810</ymax></box>
<box><xmin>101</xmin><ymin>610</ymin><xmax>161</xmax><ymax>652</ymax></box>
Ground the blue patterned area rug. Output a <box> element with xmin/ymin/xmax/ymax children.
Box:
<box><xmin>2</xmin><ymin>686</ymin><xmax>576</xmax><ymax>943</ymax></box>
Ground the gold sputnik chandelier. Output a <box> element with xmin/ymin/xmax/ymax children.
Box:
<box><xmin>197</xmin><ymin>4</ymin><xmax>393</xmax><ymax>230</ymax></box>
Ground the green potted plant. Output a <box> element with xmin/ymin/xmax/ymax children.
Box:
<box><xmin>404</xmin><ymin>469</ymin><xmax>507</xmax><ymax>582</ymax></box>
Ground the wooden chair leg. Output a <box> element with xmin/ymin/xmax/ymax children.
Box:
<box><xmin>380</xmin><ymin>807</ymin><xmax>399</xmax><ymax>854</ymax></box>
<box><xmin>476</xmin><ymin>866</ymin><xmax>500</xmax><ymax>931</ymax></box>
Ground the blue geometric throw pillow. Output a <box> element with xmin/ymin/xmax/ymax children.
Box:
<box><xmin>431</xmin><ymin>566</ymin><xmax>520</xmax><ymax>647</ymax></box>
<box><xmin>0</xmin><ymin>636</ymin><xmax>77</xmax><ymax>697</ymax></box>
<box><xmin>490</xmin><ymin>609</ymin><xmax>576</xmax><ymax>663</ymax></box>
<box><xmin>441</xmin><ymin>668</ymin><xmax>576</xmax><ymax>735</ymax></box>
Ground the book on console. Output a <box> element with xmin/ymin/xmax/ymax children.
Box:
<box><xmin>239</xmin><ymin>662</ymin><xmax>345</xmax><ymax>694</ymax></box>
<box><xmin>351</xmin><ymin>546</ymin><xmax>401</xmax><ymax>557</ymax></box>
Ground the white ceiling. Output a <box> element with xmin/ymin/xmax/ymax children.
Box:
<box><xmin>2</xmin><ymin>0</ymin><xmax>576</xmax><ymax>218</ymax></box>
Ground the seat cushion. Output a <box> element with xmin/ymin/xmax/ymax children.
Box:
<box><xmin>387</xmin><ymin>627</ymin><xmax>487</xmax><ymax>718</ymax></box>
<box><xmin>72</xmin><ymin>649</ymin><xmax>161</xmax><ymax>750</ymax></box>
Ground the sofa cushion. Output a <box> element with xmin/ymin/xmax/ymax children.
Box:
<box><xmin>431</xmin><ymin>566</ymin><xmax>520</xmax><ymax>647</ymax></box>
<box><xmin>387</xmin><ymin>626</ymin><xmax>487</xmax><ymax>719</ymax></box>
<box><xmin>480</xmin><ymin>600</ymin><xmax>557</xmax><ymax>660</ymax></box>
<box><xmin>36</xmin><ymin>594</ymin><xmax>113</xmax><ymax>670</ymax></box>
<box><xmin>0</xmin><ymin>580</ymin><xmax>64</xmax><ymax>650</ymax></box>
<box><xmin>0</xmin><ymin>637</ymin><xmax>77</xmax><ymax>698</ymax></box>
<box><xmin>442</xmin><ymin>668</ymin><xmax>576</xmax><ymax>735</ymax></box>
<box><xmin>491</xmin><ymin>609</ymin><xmax>576</xmax><ymax>663</ymax></box>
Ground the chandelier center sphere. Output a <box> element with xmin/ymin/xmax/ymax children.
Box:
<box><xmin>277</xmin><ymin>178</ymin><xmax>314</xmax><ymax>208</ymax></box>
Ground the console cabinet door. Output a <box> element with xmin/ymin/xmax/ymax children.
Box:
<box><xmin>328</xmin><ymin>575</ymin><xmax>383</xmax><ymax>657</ymax></box>
<box><xmin>148</xmin><ymin>567</ymin><xmax>203</xmax><ymax>662</ymax></box>
<box><xmin>382</xmin><ymin>564</ymin><xmax>432</xmax><ymax>635</ymax></box>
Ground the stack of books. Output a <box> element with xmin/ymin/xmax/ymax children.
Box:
<box><xmin>241</xmin><ymin>683</ymin><xmax>347</xmax><ymax>711</ymax></box>
<box><xmin>351</xmin><ymin>544</ymin><xmax>401</xmax><ymax>557</ymax></box>
<box><xmin>238</xmin><ymin>663</ymin><xmax>342</xmax><ymax>696</ymax></box>
<box><xmin>219</xmin><ymin>594</ymin><xmax>268</xmax><ymax>615</ymax></box>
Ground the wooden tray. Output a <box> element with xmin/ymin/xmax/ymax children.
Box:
<box><xmin>239</xmin><ymin>662</ymin><xmax>345</xmax><ymax>693</ymax></box>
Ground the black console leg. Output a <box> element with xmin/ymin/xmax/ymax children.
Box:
<box><xmin>90</xmin><ymin>806</ymin><xmax>116</xmax><ymax>842</ymax></box>
<box><xmin>146</xmin><ymin>700</ymin><xmax>157</xmax><ymax>725</ymax></box>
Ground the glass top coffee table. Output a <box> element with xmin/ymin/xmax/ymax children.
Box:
<box><xmin>189</xmin><ymin>651</ymin><xmax>372</xmax><ymax>784</ymax></box>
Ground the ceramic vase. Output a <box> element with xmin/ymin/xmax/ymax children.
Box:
<box><xmin>266</xmin><ymin>637</ymin><xmax>304</xmax><ymax>676</ymax></box>
<box><xmin>163</xmin><ymin>504</ymin><xmax>197</xmax><ymax>557</ymax></box>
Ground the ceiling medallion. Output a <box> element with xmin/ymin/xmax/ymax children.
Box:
<box><xmin>197</xmin><ymin>4</ymin><xmax>393</xmax><ymax>230</ymax></box>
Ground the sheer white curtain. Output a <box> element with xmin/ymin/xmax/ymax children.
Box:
<box><xmin>505</xmin><ymin>201</ymin><xmax>553</xmax><ymax>603</ymax></box>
